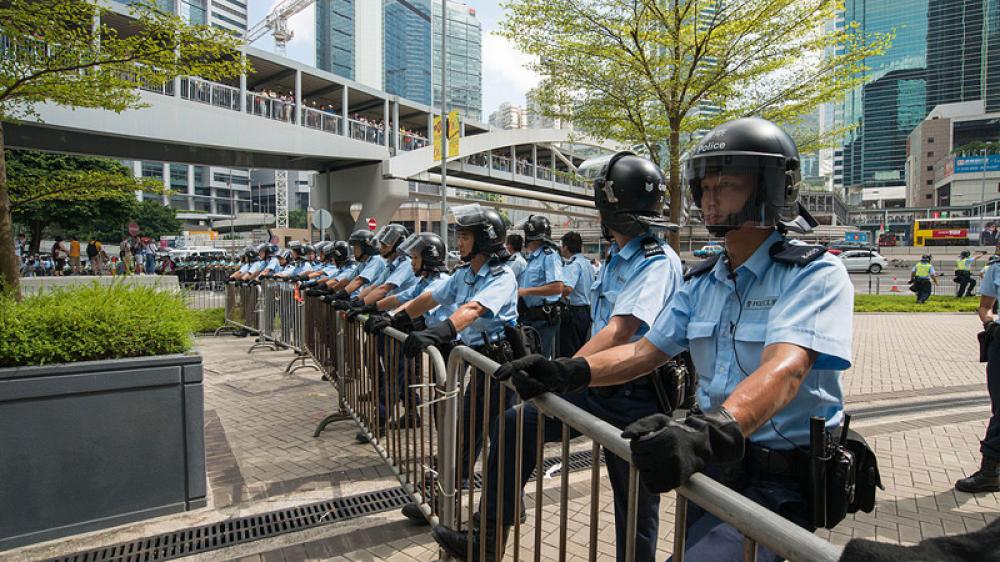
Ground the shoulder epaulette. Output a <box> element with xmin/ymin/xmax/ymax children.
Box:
<box><xmin>684</xmin><ymin>253</ymin><xmax>721</xmax><ymax>281</ymax></box>
<box><xmin>490</xmin><ymin>263</ymin><xmax>506</xmax><ymax>277</ymax></box>
<box><xmin>542</xmin><ymin>246</ymin><xmax>554</xmax><ymax>255</ymax></box>
<box><xmin>769</xmin><ymin>241</ymin><xmax>826</xmax><ymax>266</ymax></box>
<box><xmin>641</xmin><ymin>237</ymin><xmax>666</xmax><ymax>258</ymax></box>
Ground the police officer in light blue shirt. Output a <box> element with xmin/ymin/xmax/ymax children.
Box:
<box><xmin>354</xmin><ymin>232</ymin><xmax>457</xmax><ymax>445</ymax></box>
<box><xmin>494</xmin><ymin>118</ymin><xmax>854</xmax><ymax>562</ymax></box>
<box><xmin>328</xmin><ymin>230</ymin><xmax>385</xmax><ymax>305</ymax></box>
<box><xmin>556</xmin><ymin>230</ymin><xmax>596</xmax><ymax>357</ymax></box>
<box><xmin>230</xmin><ymin>245</ymin><xmax>256</xmax><ymax>282</ymax></box>
<box><xmin>516</xmin><ymin>215</ymin><xmax>564</xmax><ymax>358</ymax></box>
<box><xmin>355</xmin><ymin>224</ymin><xmax>417</xmax><ymax>306</ymax></box>
<box><xmin>505</xmin><ymin>233</ymin><xmax>527</xmax><ymax>278</ymax></box>
<box><xmin>392</xmin><ymin>204</ymin><xmax>519</xmax><ymax>507</ymax></box>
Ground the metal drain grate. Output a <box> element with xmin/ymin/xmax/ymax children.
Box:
<box><xmin>46</xmin><ymin>487</ymin><xmax>411</xmax><ymax>562</ymax></box>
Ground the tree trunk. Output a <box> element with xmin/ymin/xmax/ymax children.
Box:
<box><xmin>30</xmin><ymin>222</ymin><xmax>44</xmax><ymax>254</ymax></box>
<box><xmin>667</xmin><ymin>127</ymin><xmax>682</xmax><ymax>252</ymax></box>
<box><xmin>0</xmin><ymin>123</ymin><xmax>21</xmax><ymax>298</ymax></box>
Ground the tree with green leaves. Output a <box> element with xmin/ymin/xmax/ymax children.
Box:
<box><xmin>6</xmin><ymin>150</ymin><xmax>162</xmax><ymax>250</ymax></box>
<box><xmin>288</xmin><ymin>208</ymin><xmax>309</xmax><ymax>229</ymax></box>
<box><xmin>0</xmin><ymin>0</ymin><xmax>247</xmax><ymax>295</ymax></box>
<box><xmin>500</xmin><ymin>0</ymin><xmax>892</xmax><ymax>247</ymax></box>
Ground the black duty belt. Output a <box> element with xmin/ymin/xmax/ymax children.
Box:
<box><xmin>566</xmin><ymin>305</ymin><xmax>590</xmax><ymax>312</ymax></box>
<box><xmin>744</xmin><ymin>444</ymin><xmax>808</xmax><ymax>481</ymax></box>
<box><xmin>592</xmin><ymin>373</ymin><xmax>654</xmax><ymax>398</ymax></box>
<box><xmin>470</xmin><ymin>337</ymin><xmax>513</xmax><ymax>364</ymax></box>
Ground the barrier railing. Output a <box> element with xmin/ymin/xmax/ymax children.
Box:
<box><xmin>225</xmin><ymin>291</ymin><xmax>845</xmax><ymax>561</ymax></box>
<box><xmin>220</xmin><ymin>283</ymin><xmax>261</xmax><ymax>336</ymax></box>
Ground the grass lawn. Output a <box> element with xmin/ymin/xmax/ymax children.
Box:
<box><xmin>854</xmin><ymin>295</ymin><xmax>980</xmax><ymax>313</ymax></box>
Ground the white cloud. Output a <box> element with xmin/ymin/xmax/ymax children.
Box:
<box><xmin>481</xmin><ymin>31</ymin><xmax>539</xmax><ymax>115</ymax></box>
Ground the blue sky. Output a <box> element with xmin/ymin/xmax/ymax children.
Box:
<box><xmin>245</xmin><ymin>1</ymin><xmax>538</xmax><ymax>116</ymax></box>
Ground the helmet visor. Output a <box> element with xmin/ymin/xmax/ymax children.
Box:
<box><xmin>377</xmin><ymin>226</ymin><xmax>406</xmax><ymax>248</ymax></box>
<box><xmin>451</xmin><ymin>203</ymin><xmax>486</xmax><ymax>228</ymax></box>
<box><xmin>685</xmin><ymin>154</ymin><xmax>790</xmax><ymax>230</ymax></box>
<box><xmin>398</xmin><ymin>233</ymin><xmax>424</xmax><ymax>258</ymax></box>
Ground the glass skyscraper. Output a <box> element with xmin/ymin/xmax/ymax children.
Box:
<box><xmin>316</xmin><ymin>0</ymin><xmax>355</xmax><ymax>80</ymax></box>
<box><xmin>837</xmin><ymin>0</ymin><xmax>928</xmax><ymax>195</ymax></box>
<box><xmin>926</xmin><ymin>0</ymin><xmax>1000</xmax><ymax>114</ymax></box>
<box><xmin>432</xmin><ymin>1</ymin><xmax>483</xmax><ymax>121</ymax></box>
<box><xmin>384</xmin><ymin>0</ymin><xmax>432</xmax><ymax>106</ymax></box>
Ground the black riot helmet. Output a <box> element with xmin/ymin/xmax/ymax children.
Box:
<box><xmin>332</xmin><ymin>240</ymin><xmax>352</xmax><ymax>263</ymax></box>
<box><xmin>518</xmin><ymin>215</ymin><xmax>553</xmax><ymax>244</ymax></box>
<box><xmin>258</xmin><ymin>243</ymin><xmax>278</xmax><ymax>257</ymax></box>
<box><xmin>375</xmin><ymin>224</ymin><xmax>410</xmax><ymax>256</ymax></box>
<box><xmin>277</xmin><ymin>249</ymin><xmax>292</xmax><ymax>262</ymax></box>
<box><xmin>314</xmin><ymin>241</ymin><xmax>332</xmax><ymax>260</ymax></box>
<box><xmin>288</xmin><ymin>240</ymin><xmax>303</xmax><ymax>255</ymax></box>
<box><xmin>348</xmin><ymin>229</ymin><xmax>378</xmax><ymax>256</ymax></box>
<box><xmin>960</xmin><ymin>250</ymin><xmax>971</xmax><ymax>259</ymax></box>
<box><xmin>399</xmin><ymin>232</ymin><xmax>448</xmax><ymax>273</ymax></box>
<box><xmin>302</xmin><ymin>244</ymin><xmax>316</xmax><ymax>259</ymax></box>
<box><xmin>580</xmin><ymin>151</ymin><xmax>673</xmax><ymax>238</ymax></box>
<box><xmin>685</xmin><ymin>117</ymin><xmax>811</xmax><ymax>237</ymax></box>
<box><xmin>452</xmin><ymin>203</ymin><xmax>507</xmax><ymax>260</ymax></box>
<box><xmin>244</xmin><ymin>245</ymin><xmax>258</xmax><ymax>260</ymax></box>
<box><xmin>921</xmin><ymin>254</ymin><xmax>932</xmax><ymax>262</ymax></box>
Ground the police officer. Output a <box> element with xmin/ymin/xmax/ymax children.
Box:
<box><xmin>356</xmin><ymin>224</ymin><xmax>416</xmax><ymax>305</ymax></box>
<box><xmin>229</xmin><ymin>246</ymin><xmax>257</xmax><ymax>282</ymax></box>
<box><xmin>390</xmin><ymin>204</ymin><xmax>519</xmax><ymax>494</ymax></box>
<box><xmin>956</xmin><ymin>252</ymin><xmax>1000</xmax><ymax>493</ymax></box>
<box><xmin>911</xmin><ymin>254</ymin><xmax>937</xmax><ymax>304</ymax></box>
<box><xmin>492</xmin><ymin>118</ymin><xmax>853</xmax><ymax>562</ymax></box>
<box><xmin>355</xmin><ymin>233</ymin><xmax>458</xmax><ymax>438</ymax></box>
<box><xmin>557</xmin><ymin>231</ymin><xmax>595</xmax><ymax>357</ymax></box>
<box><xmin>251</xmin><ymin>244</ymin><xmax>281</xmax><ymax>280</ymax></box>
<box><xmin>433</xmin><ymin>153</ymin><xmax>683</xmax><ymax>562</ymax></box>
<box><xmin>955</xmin><ymin>250</ymin><xmax>986</xmax><ymax>297</ymax></box>
<box><xmin>326</xmin><ymin>230</ymin><xmax>385</xmax><ymax>302</ymax></box>
<box><xmin>505</xmin><ymin>234</ymin><xmax>527</xmax><ymax>278</ymax></box>
<box><xmin>516</xmin><ymin>215</ymin><xmax>564</xmax><ymax>358</ymax></box>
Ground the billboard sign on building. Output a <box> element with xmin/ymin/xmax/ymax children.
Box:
<box><xmin>954</xmin><ymin>155</ymin><xmax>1000</xmax><ymax>174</ymax></box>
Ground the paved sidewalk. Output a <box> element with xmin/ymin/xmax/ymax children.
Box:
<box><xmin>4</xmin><ymin>313</ymin><xmax>998</xmax><ymax>562</ymax></box>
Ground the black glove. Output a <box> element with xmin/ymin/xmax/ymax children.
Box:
<box><xmin>493</xmin><ymin>355</ymin><xmax>591</xmax><ymax>401</ymax></box>
<box><xmin>364</xmin><ymin>314</ymin><xmax>392</xmax><ymax>334</ymax></box>
<box><xmin>985</xmin><ymin>320</ymin><xmax>999</xmax><ymax>341</ymax></box>
<box><xmin>621</xmin><ymin>408</ymin><xmax>744</xmax><ymax>493</ymax></box>
<box><xmin>320</xmin><ymin>294</ymin><xmax>336</xmax><ymax>303</ymax></box>
<box><xmin>390</xmin><ymin>312</ymin><xmax>415</xmax><ymax>333</ymax></box>
<box><xmin>402</xmin><ymin>320</ymin><xmax>456</xmax><ymax>357</ymax></box>
<box><xmin>305</xmin><ymin>288</ymin><xmax>322</xmax><ymax>297</ymax></box>
<box><xmin>302</xmin><ymin>279</ymin><xmax>318</xmax><ymax>288</ymax></box>
<box><xmin>332</xmin><ymin>289</ymin><xmax>349</xmax><ymax>300</ymax></box>
<box><xmin>332</xmin><ymin>299</ymin><xmax>352</xmax><ymax>311</ymax></box>
<box><xmin>348</xmin><ymin>303</ymin><xmax>378</xmax><ymax>319</ymax></box>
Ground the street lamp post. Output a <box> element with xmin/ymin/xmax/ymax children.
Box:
<box><xmin>439</xmin><ymin>0</ymin><xmax>448</xmax><ymax>250</ymax></box>
<box><xmin>981</xmin><ymin>147</ymin><xmax>988</xmax><ymax>207</ymax></box>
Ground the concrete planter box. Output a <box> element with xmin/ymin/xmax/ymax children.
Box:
<box><xmin>0</xmin><ymin>354</ymin><xmax>205</xmax><ymax>551</ymax></box>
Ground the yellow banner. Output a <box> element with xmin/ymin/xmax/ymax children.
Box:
<box><xmin>433</xmin><ymin>115</ymin><xmax>443</xmax><ymax>161</ymax></box>
<box><xmin>448</xmin><ymin>110</ymin><xmax>460</xmax><ymax>158</ymax></box>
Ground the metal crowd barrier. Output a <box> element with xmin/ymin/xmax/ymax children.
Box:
<box><xmin>442</xmin><ymin>349</ymin><xmax>843</xmax><ymax>562</ymax></box>
<box><xmin>224</xmin><ymin>291</ymin><xmax>843</xmax><ymax>561</ymax></box>
<box><xmin>219</xmin><ymin>282</ymin><xmax>261</xmax><ymax>336</ymax></box>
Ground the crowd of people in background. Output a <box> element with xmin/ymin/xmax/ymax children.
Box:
<box><xmin>13</xmin><ymin>233</ymin><xmax>165</xmax><ymax>277</ymax></box>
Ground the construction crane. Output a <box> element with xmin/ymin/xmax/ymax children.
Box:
<box><xmin>245</xmin><ymin>0</ymin><xmax>316</xmax><ymax>228</ymax></box>
<box><xmin>245</xmin><ymin>0</ymin><xmax>316</xmax><ymax>56</ymax></box>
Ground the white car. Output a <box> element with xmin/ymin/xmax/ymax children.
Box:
<box><xmin>839</xmin><ymin>250</ymin><xmax>888</xmax><ymax>274</ymax></box>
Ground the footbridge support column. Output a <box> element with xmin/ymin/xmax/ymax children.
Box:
<box><xmin>313</xmin><ymin>163</ymin><xmax>409</xmax><ymax>240</ymax></box>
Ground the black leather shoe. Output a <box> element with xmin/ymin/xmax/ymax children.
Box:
<box><xmin>956</xmin><ymin>456</ymin><xmax>1000</xmax><ymax>493</ymax></box>
<box><xmin>432</xmin><ymin>523</ymin><xmax>509</xmax><ymax>562</ymax></box>
<box><xmin>401</xmin><ymin>502</ymin><xmax>428</xmax><ymax>524</ymax></box>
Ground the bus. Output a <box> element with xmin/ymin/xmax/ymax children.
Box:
<box><xmin>913</xmin><ymin>217</ymin><xmax>1000</xmax><ymax>246</ymax></box>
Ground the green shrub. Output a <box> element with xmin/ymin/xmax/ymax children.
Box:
<box><xmin>0</xmin><ymin>283</ymin><xmax>196</xmax><ymax>367</ymax></box>
<box><xmin>854</xmin><ymin>295</ymin><xmax>979</xmax><ymax>313</ymax></box>
<box><xmin>190</xmin><ymin>307</ymin><xmax>226</xmax><ymax>334</ymax></box>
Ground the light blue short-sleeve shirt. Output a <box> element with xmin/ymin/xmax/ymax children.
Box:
<box><xmin>508</xmin><ymin>253</ymin><xmax>527</xmax><ymax>279</ymax></box>
<box><xmin>431</xmin><ymin>261</ymin><xmax>519</xmax><ymax>346</ymax></box>
<box><xmin>644</xmin><ymin>231</ymin><xmax>853</xmax><ymax>449</ymax></box>
<box><xmin>519</xmin><ymin>245</ymin><xmax>564</xmax><ymax>307</ymax></box>
<box><xmin>981</xmin><ymin>263</ymin><xmax>1000</xmax><ymax>297</ymax></box>
<box><xmin>563</xmin><ymin>253</ymin><xmax>596</xmax><ymax>307</ymax></box>
<box><xmin>384</xmin><ymin>255</ymin><xmax>418</xmax><ymax>295</ymax></box>
<box><xmin>591</xmin><ymin>233</ymin><xmax>682</xmax><ymax>339</ymax></box>
<box><xmin>248</xmin><ymin>261</ymin><xmax>265</xmax><ymax>275</ymax></box>
<box><xmin>396</xmin><ymin>272</ymin><xmax>456</xmax><ymax>328</ymax></box>
<box><xmin>238</xmin><ymin>263</ymin><xmax>251</xmax><ymax>274</ymax></box>
<box><xmin>356</xmin><ymin>255</ymin><xmax>387</xmax><ymax>285</ymax></box>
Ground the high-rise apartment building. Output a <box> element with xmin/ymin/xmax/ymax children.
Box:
<box><xmin>489</xmin><ymin>102</ymin><xmax>527</xmax><ymax>130</ymax></box>
<box><xmin>385</xmin><ymin>0</ymin><xmax>432</xmax><ymax>105</ymax></box>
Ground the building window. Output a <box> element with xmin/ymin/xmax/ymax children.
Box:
<box><xmin>927</xmin><ymin>151</ymin><xmax>934</xmax><ymax>157</ymax></box>
<box><xmin>927</xmin><ymin>137</ymin><xmax>934</xmax><ymax>143</ymax></box>
<box><xmin>926</xmin><ymin>194</ymin><xmax>933</xmax><ymax>199</ymax></box>
<box><xmin>927</xmin><ymin>166</ymin><xmax>934</xmax><ymax>171</ymax></box>
<box><xmin>927</xmin><ymin>179</ymin><xmax>933</xmax><ymax>185</ymax></box>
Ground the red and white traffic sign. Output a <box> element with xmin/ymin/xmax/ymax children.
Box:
<box><xmin>367</xmin><ymin>218</ymin><xmax>377</xmax><ymax>231</ymax></box>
